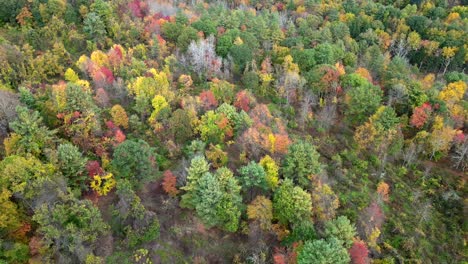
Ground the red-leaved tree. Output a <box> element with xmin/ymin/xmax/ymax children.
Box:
<box><xmin>349</xmin><ymin>240</ymin><xmax>370</xmax><ymax>264</ymax></box>
<box><xmin>410</xmin><ymin>102</ymin><xmax>432</xmax><ymax>129</ymax></box>
<box><xmin>162</xmin><ymin>170</ymin><xmax>179</xmax><ymax>197</ymax></box>
<box><xmin>199</xmin><ymin>90</ymin><xmax>218</xmax><ymax>110</ymax></box>
<box><xmin>234</xmin><ymin>90</ymin><xmax>254</xmax><ymax>112</ymax></box>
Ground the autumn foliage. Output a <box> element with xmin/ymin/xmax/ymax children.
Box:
<box><xmin>162</xmin><ymin>170</ymin><xmax>179</xmax><ymax>197</ymax></box>
<box><xmin>349</xmin><ymin>240</ymin><xmax>370</xmax><ymax>264</ymax></box>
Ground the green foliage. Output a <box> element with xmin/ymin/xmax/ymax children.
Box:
<box><xmin>282</xmin><ymin>141</ymin><xmax>322</xmax><ymax>188</ymax></box>
<box><xmin>57</xmin><ymin>143</ymin><xmax>87</xmax><ymax>191</ymax></box>
<box><xmin>0</xmin><ymin>241</ymin><xmax>29</xmax><ymax>264</ymax></box>
<box><xmin>177</xmin><ymin>27</ymin><xmax>199</xmax><ymax>52</ymax></box>
<box><xmin>192</xmin><ymin>18</ymin><xmax>217</xmax><ymax>36</ymax></box>
<box><xmin>0</xmin><ymin>0</ymin><xmax>466</xmax><ymax>262</ymax></box>
<box><xmin>184</xmin><ymin>140</ymin><xmax>206</xmax><ymax>158</ymax></box>
<box><xmin>180</xmin><ymin>156</ymin><xmax>210</xmax><ymax>208</ymax></box>
<box><xmin>114</xmin><ymin>179</ymin><xmax>160</xmax><ymax>248</ymax></box>
<box><xmin>197</xmin><ymin>110</ymin><xmax>232</xmax><ymax>145</ymax></box>
<box><xmin>238</xmin><ymin>161</ymin><xmax>267</xmax><ymax>190</ymax></box>
<box><xmin>162</xmin><ymin>22</ymin><xmax>182</xmax><ymax>43</ymax></box>
<box><xmin>216</xmin><ymin>34</ymin><xmax>233</xmax><ymax>57</ymax></box>
<box><xmin>342</xmin><ymin>73</ymin><xmax>383</xmax><ymax>125</ymax></box>
<box><xmin>241</xmin><ymin>71</ymin><xmax>259</xmax><ymax>91</ymax></box>
<box><xmin>33</xmin><ymin>194</ymin><xmax>109</xmax><ymax>262</ymax></box>
<box><xmin>313</xmin><ymin>43</ymin><xmax>344</xmax><ymax>65</ymax></box>
<box><xmin>324</xmin><ymin>216</ymin><xmax>356</xmax><ymax>248</ymax></box>
<box><xmin>297</xmin><ymin>238</ymin><xmax>350</xmax><ymax>264</ymax></box>
<box><xmin>64</xmin><ymin>83</ymin><xmax>98</xmax><ymax>114</ymax></box>
<box><xmin>8</xmin><ymin>106</ymin><xmax>55</xmax><ymax>157</ymax></box>
<box><xmin>0</xmin><ymin>0</ymin><xmax>26</xmax><ymax>25</ymax></box>
<box><xmin>0</xmin><ymin>155</ymin><xmax>56</xmax><ymax>201</ymax></box>
<box><xmin>210</xmin><ymin>80</ymin><xmax>236</xmax><ymax>104</ymax></box>
<box><xmin>291</xmin><ymin>49</ymin><xmax>316</xmax><ymax>72</ymax></box>
<box><xmin>229</xmin><ymin>44</ymin><xmax>253</xmax><ymax>73</ymax></box>
<box><xmin>181</xmin><ymin>157</ymin><xmax>242</xmax><ymax>232</ymax></box>
<box><xmin>282</xmin><ymin>221</ymin><xmax>316</xmax><ymax>246</ymax></box>
<box><xmin>273</xmin><ymin>179</ymin><xmax>312</xmax><ymax>225</ymax></box>
<box><xmin>216</xmin><ymin>103</ymin><xmax>252</xmax><ymax>134</ymax></box>
<box><xmin>83</xmin><ymin>12</ymin><xmax>107</xmax><ymax>43</ymax></box>
<box><xmin>168</xmin><ymin>109</ymin><xmax>194</xmax><ymax>144</ymax></box>
<box><xmin>371</xmin><ymin>106</ymin><xmax>400</xmax><ymax>131</ymax></box>
<box><xmin>111</xmin><ymin>139</ymin><xmax>157</xmax><ymax>186</ymax></box>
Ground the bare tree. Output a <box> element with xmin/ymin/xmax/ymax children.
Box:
<box><xmin>181</xmin><ymin>35</ymin><xmax>229</xmax><ymax>80</ymax></box>
<box><xmin>276</xmin><ymin>71</ymin><xmax>305</xmax><ymax>106</ymax></box>
<box><xmin>391</xmin><ymin>39</ymin><xmax>409</xmax><ymax>58</ymax></box>
<box><xmin>452</xmin><ymin>139</ymin><xmax>468</xmax><ymax>171</ymax></box>
<box><xmin>298</xmin><ymin>91</ymin><xmax>317</xmax><ymax>130</ymax></box>
<box><xmin>387</xmin><ymin>83</ymin><xmax>408</xmax><ymax>107</ymax></box>
<box><xmin>315</xmin><ymin>103</ymin><xmax>337</xmax><ymax>132</ymax></box>
<box><xmin>0</xmin><ymin>90</ymin><xmax>19</xmax><ymax>139</ymax></box>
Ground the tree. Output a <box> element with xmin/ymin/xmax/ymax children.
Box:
<box><xmin>0</xmin><ymin>89</ymin><xmax>19</xmax><ymax>141</ymax></box>
<box><xmin>282</xmin><ymin>141</ymin><xmax>322</xmax><ymax>188</ymax></box>
<box><xmin>297</xmin><ymin>238</ymin><xmax>350</xmax><ymax>264</ymax></box>
<box><xmin>181</xmin><ymin>158</ymin><xmax>242</xmax><ymax>232</ymax></box>
<box><xmin>216</xmin><ymin>103</ymin><xmax>253</xmax><ymax>135</ymax></box>
<box><xmin>310</xmin><ymin>179</ymin><xmax>339</xmax><ymax>222</ymax></box>
<box><xmin>211</xmin><ymin>167</ymin><xmax>242</xmax><ymax>232</ymax></box>
<box><xmin>57</xmin><ymin>143</ymin><xmax>88</xmax><ymax>191</ymax></box>
<box><xmin>324</xmin><ymin>216</ymin><xmax>357</xmax><ymax>248</ymax></box>
<box><xmin>205</xmin><ymin>144</ymin><xmax>228</xmax><ymax>168</ymax></box>
<box><xmin>438</xmin><ymin>81</ymin><xmax>466</xmax><ymax>118</ymax></box>
<box><xmin>83</xmin><ymin>12</ymin><xmax>107</xmax><ymax>44</ymax></box>
<box><xmin>64</xmin><ymin>83</ymin><xmax>98</xmax><ymax>114</ymax></box>
<box><xmin>229</xmin><ymin>44</ymin><xmax>253</xmax><ymax>74</ymax></box>
<box><xmin>183</xmin><ymin>36</ymin><xmax>225</xmax><ymax>80</ymax></box>
<box><xmin>94</xmin><ymin>88</ymin><xmax>110</xmax><ymax>108</ymax></box>
<box><xmin>0</xmin><ymin>155</ymin><xmax>56</xmax><ymax>202</ymax></box>
<box><xmin>199</xmin><ymin>90</ymin><xmax>218</xmax><ymax>110</ymax></box>
<box><xmin>8</xmin><ymin>106</ymin><xmax>55</xmax><ymax>157</ymax></box>
<box><xmin>238</xmin><ymin>161</ymin><xmax>268</xmax><ymax>191</ymax></box>
<box><xmin>128</xmin><ymin>69</ymin><xmax>172</xmax><ymax>116</ymax></box>
<box><xmin>148</xmin><ymin>95</ymin><xmax>170</xmax><ymax>125</ymax></box>
<box><xmin>90</xmin><ymin>172</ymin><xmax>116</xmax><ymax>196</ymax></box>
<box><xmin>234</xmin><ymin>90</ymin><xmax>255</xmax><ymax>112</ymax></box>
<box><xmin>349</xmin><ymin>239</ymin><xmax>370</xmax><ymax>264</ymax></box>
<box><xmin>114</xmin><ymin>179</ymin><xmax>160</xmax><ymax>247</ymax></box>
<box><xmin>312</xmin><ymin>43</ymin><xmax>344</xmax><ymax>65</ymax></box>
<box><xmin>451</xmin><ymin>137</ymin><xmax>467</xmax><ymax>171</ymax></box>
<box><xmin>190</xmin><ymin>172</ymin><xmax>224</xmax><ymax>228</ymax></box>
<box><xmin>33</xmin><ymin>195</ymin><xmax>109</xmax><ymax>262</ymax></box>
<box><xmin>410</xmin><ymin>103</ymin><xmax>432</xmax><ymax>129</ymax></box>
<box><xmin>342</xmin><ymin>74</ymin><xmax>382</xmax><ymax>125</ymax></box>
<box><xmin>273</xmin><ymin>179</ymin><xmax>312</xmax><ymax>225</ymax></box>
<box><xmin>110</xmin><ymin>105</ymin><xmax>129</xmax><ymax>129</ymax></box>
<box><xmin>354</xmin><ymin>106</ymin><xmax>401</xmax><ymax>163</ymax></box>
<box><xmin>0</xmin><ymin>188</ymin><xmax>22</xmax><ymax>235</ymax></box>
<box><xmin>180</xmin><ymin>156</ymin><xmax>210</xmax><ymax>208</ymax></box>
<box><xmin>168</xmin><ymin>109</ymin><xmax>194</xmax><ymax>144</ymax></box>
<box><xmin>111</xmin><ymin>139</ymin><xmax>157</xmax><ymax>187</ymax></box>
<box><xmin>197</xmin><ymin>111</ymin><xmax>233</xmax><ymax>145</ymax></box>
<box><xmin>162</xmin><ymin>170</ymin><xmax>179</xmax><ymax>197</ymax></box>
<box><xmin>0</xmin><ymin>0</ymin><xmax>26</xmax><ymax>25</ymax></box>
<box><xmin>358</xmin><ymin>201</ymin><xmax>384</xmax><ymax>248</ymax></box>
<box><xmin>177</xmin><ymin>26</ymin><xmax>198</xmax><ymax>52</ymax></box>
<box><xmin>441</xmin><ymin>46</ymin><xmax>459</xmax><ymax>75</ymax></box>
<box><xmin>209</xmin><ymin>79</ymin><xmax>236</xmax><ymax>104</ymax></box>
<box><xmin>282</xmin><ymin>220</ymin><xmax>316</xmax><ymax>245</ymax></box>
<box><xmin>247</xmin><ymin>195</ymin><xmax>273</xmax><ymax>231</ymax></box>
<box><xmin>259</xmin><ymin>155</ymin><xmax>279</xmax><ymax>189</ymax></box>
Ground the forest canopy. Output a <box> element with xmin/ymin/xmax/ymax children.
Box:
<box><xmin>0</xmin><ymin>0</ymin><xmax>466</xmax><ymax>263</ymax></box>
